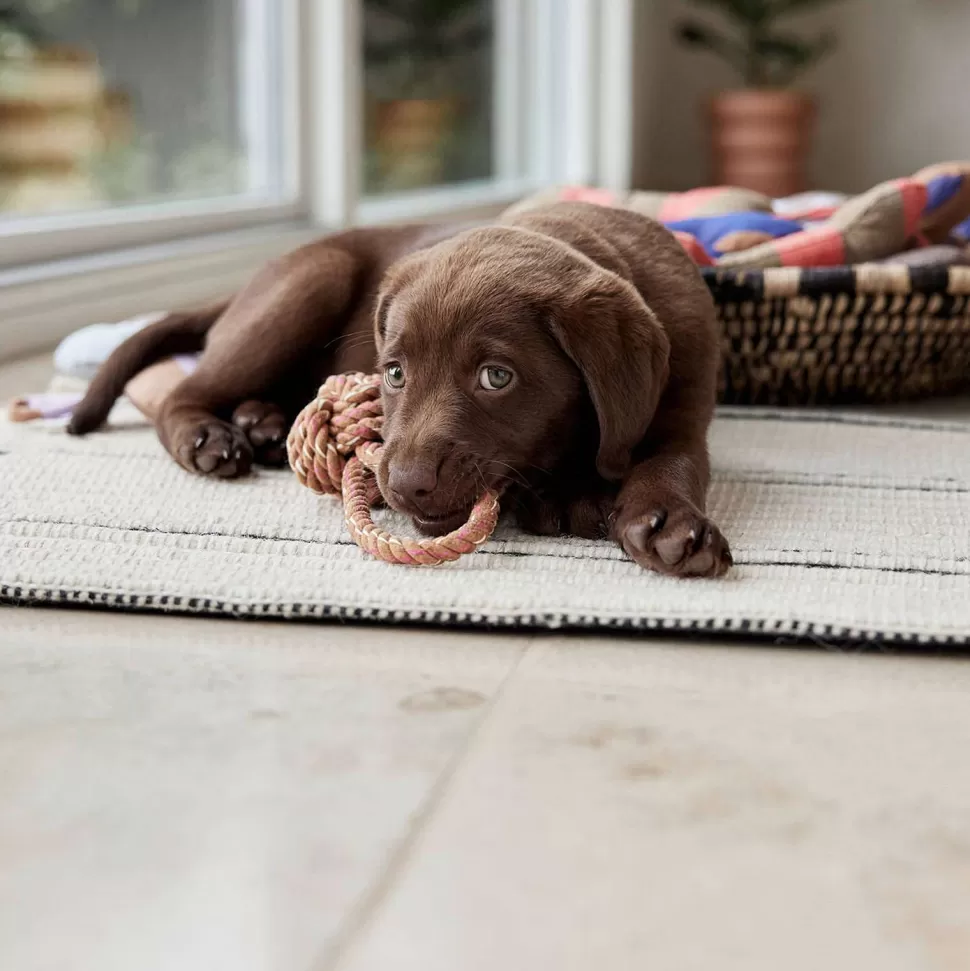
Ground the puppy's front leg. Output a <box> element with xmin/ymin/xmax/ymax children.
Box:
<box><xmin>611</xmin><ymin>438</ymin><xmax>732</xmax><ymax>578</ymax></box>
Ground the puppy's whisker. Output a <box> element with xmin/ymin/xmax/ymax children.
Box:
<box><xmin>320</xmin><ymin>333</ymin><xmax>358</xmax><ymax>354</ymax></box>
<box><xmin>481</xmin><ymin>460</ymin><xmax>529</xmax><ymax>491</ymax></box>
<box><xmin>337</xmin><ymin>337</ymin><xmax>378</xmax><ymax>354</ymax></box>
<box><xmin>477</xmin><ymin>455</ymin><xmax>532</xmax><ymax>485</ymax></box>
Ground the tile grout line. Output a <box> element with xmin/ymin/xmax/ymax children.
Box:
<box><xmin>313</xmin><ymin>635</ymin><xmax>537</xmax><ymax>971</ymax></box>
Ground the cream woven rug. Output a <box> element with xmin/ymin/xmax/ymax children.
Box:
<box><xmin>3</xmin><ymin>403</ymin><xmax>970</xmax><ymax>646</ymax></box>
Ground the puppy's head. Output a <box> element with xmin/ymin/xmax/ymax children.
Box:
<box><xmin>374</xmin><ymin>227</ymin><xmax>670</xmax><ymax>535</ymax></box>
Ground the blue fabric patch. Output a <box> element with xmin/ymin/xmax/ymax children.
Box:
<box><xmin>925</xmin><ymin>173</ymin><xmax>963</xmax><ymax>213</ymax></box>
<box><xmin>955</xmin><ymin>214</ymin><xmax>970</xmax><ymax>241</ymax></box>
<box><xmin>665</xmin><ymin>213</ymin><xmax>803</xmax><ymax>258</ymax></box>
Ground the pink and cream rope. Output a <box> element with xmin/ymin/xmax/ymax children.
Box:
<box><xmin>287</xmin><ymin>372</ymin><xmax>500</xmax><ymax>566</ymax></box>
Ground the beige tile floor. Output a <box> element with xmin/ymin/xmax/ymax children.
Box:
<box><xmin>3</xmin><ymin>352</ymin><xmax>970</xmax><ymax>970</ymax></box>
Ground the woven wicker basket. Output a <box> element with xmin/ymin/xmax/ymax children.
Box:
<box><xmin>709</xmin><ymin>264</ymin><xmax>970</xmax><ymax>405</ymax></box>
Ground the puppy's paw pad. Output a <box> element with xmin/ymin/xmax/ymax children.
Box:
<box><xmin>621</xmin><ymin>507</ymin><xmax>732</xmax><ymax>578</ymax></box>
<box><xmin>176</xmin><ymin>420</ymin><xmax>253</xmax><ymax>478</ymax></box>
<box><xmin>232</xmin><ymin>401</ymin><xmax>288</xmax><ymax>467</ymax></box>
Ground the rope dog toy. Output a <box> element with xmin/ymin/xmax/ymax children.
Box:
<box><xmin>287</xmin><ymin>372</ymin><xmax>500</xmax><ymax>566</ymax></box>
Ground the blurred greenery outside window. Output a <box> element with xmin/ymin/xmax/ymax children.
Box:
<box><xmin>363</xmin><ymin>0</ymin><xmax>494</xmax><ymax>195</ymax></box>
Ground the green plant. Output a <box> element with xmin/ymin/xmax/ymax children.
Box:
<box><xmin>87</xmin><ymin>132</ymin><xmax>157</xmax><ymax>204</ymax></box>
<box><xmin>365</xmin><ymin>0</ymin><xmax>490</xmax><ymax>98</ymax></box>
<box><xmin>0</xmin><ymin>0</ymin><xmax>150</xmax><ymax>57</ymax></box>
<box><xmin>676</xmin><ymin>0</ymin><xmax>843</xmax><ymax>88</ymax></box>
<box><xmin>0</xmin><ymin>3</ymin><xmax>46</xmax><ymax>54</ymax></box>
<box><xmin>23</xmin><ymin>0</ymin><xmax>147</xmax><ymax>17</ymax></box>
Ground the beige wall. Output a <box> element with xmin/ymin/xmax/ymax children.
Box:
<box><xmin>635</xmin><ymin>0</ymin><xmax>970</xmax><ymax>193</ymax></box>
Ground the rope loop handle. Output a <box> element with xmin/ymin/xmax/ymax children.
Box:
<box><xmin>287</xmin><ymin>373</ymin><xmax>499</xmax><ymax>566</ymax></box>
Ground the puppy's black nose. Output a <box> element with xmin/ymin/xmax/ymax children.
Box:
<box><xmin>387</xmin><ymin>460</ymin><xmax>439</xmax><ymax>505</ymax></box>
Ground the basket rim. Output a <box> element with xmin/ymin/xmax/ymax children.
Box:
<box><xmin>702</xmin><ymin>263</ymin><xmax>970</xmax><ymax>299</ymax></box>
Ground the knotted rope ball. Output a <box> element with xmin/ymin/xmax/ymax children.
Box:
<box><xmin>286</xmin><ymin>372</ymin><xmax>500</xmax><ymax>566</ymax></box>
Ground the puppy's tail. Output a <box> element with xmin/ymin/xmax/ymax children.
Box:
<box><xmin>66</xmin><ymin>300</ymin><xmax>228</xmax><ymax>436</ymax></box>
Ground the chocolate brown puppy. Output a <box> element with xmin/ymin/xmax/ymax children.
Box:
<box><xmin>70</xmin><ymin>201</ymin><xmax>730</xmax><ymax>577</ymax></box>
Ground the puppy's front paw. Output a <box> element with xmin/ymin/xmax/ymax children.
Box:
<box><xmin>173</xmin><ymin>419</ymin><xmax>253</xmax><ymax>478</ymax></box>
<box><xmin>618</xmin><ymin>505</ymin><xmax>732</xmax><ymax>578</ymax></box>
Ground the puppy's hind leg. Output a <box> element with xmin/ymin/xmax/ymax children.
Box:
<box><xmin>157</xmin><ymin>245</ymin><xmax>364</xmax><ymax>477</ymax></box>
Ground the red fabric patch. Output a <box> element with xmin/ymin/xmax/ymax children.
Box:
<box><xmin>775</xmin><ymin>227</ymin><xmax>846</xmax><ymax>267</ymax></box>
<box><xmin>672</xmin><ymin>231</ymin><xmax>714</xmax><ymax>266</ymax></box>
<box><xmin>895</xmin><ymin>178</ymin><xmax>929</xmax><ymax>236</ymax></box>
<box><xmin>659</xmin><ymin>187</ymin><xmax>736</xmax><ymax>222</ymax></box>
<box><xmin>557</xmin><ymin>186</ymin><xmax>618</xmax><ymax>207</ymax></box>
<box><xmin>779</xmin><ymin>205</ymin><xmax>839</xmax><ymax>222</ymax></box>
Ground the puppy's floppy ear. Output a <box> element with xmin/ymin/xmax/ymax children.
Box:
<box><xmin>374</xmin><ymin>272</ymin><xmax>409</xmax><ymax>351</ymax></box>
<box><xmin>373</xmin><ymin>286</ymin><xmax>393</xmax><ymax>352</ymax></box>
<box><xmin>548</xmin><ymin>274</ymin><xmax>670</xmax><ymax>481</ymax></box>
<box><xmin>374</xmin><ymin>252</ymin><xmax>428</xmax><ymax>351</ymax></box>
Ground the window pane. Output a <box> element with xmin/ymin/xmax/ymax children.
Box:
<box><xmin>0</xmin><ymin>0</ymin><xmax>285</xmax><ymax>219</ymax></box>
<box><xmin>363</xmin><ymin>0</ymin><xmax>494</xmax><ymax>196</ymax></box>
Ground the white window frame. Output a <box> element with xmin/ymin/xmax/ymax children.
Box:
<box><xmin>0</xmin><ymin>0</ymin><xmax>635</xmax><ymax>357</ymax></box>
<box><xmin>308</xmin><ymin>0</ymin><xmax>634</xmax><ymax>226</ymax></box>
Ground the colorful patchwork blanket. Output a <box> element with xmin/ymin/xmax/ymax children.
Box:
<box><xmin>509</xmin><ymin>161</ymin><xmax>970</xmax><ymax>270</ymax></box>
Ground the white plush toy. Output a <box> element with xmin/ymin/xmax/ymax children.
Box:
<box><xmin>53</xmin><ymin>312</ymin><xmax>168</xmax><ymax>380</ymax></box>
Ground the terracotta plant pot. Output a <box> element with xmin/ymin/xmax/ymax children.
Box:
<box><xmin>370</xmin><ymin>97</ymin><xmax>458</xmax><ymax>190</ymax></box>
<box><xmin>709</xmin><ymin>90</ymin><xmax>816</xmax><ymax>198</ymax></box>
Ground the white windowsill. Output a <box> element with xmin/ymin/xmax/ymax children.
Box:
<box><xmin>0</xmin><ymin>196</ymin><xmax>304</xmax><ymax>270</ymax></box>
<box><xmin>0</xmin><ymin>221</ymin><xmax>318</xmax><ymax>361</ymax></box>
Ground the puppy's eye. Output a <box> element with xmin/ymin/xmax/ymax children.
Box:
<box><xmin>479</xmin><ymin>366</ymin><xmax>513</xmax><ymax>391</ymax></box>
<box><xmin>384</xmin><ymin>363</ymin><xmax>405</xmax><ymax>389</ymax></box>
